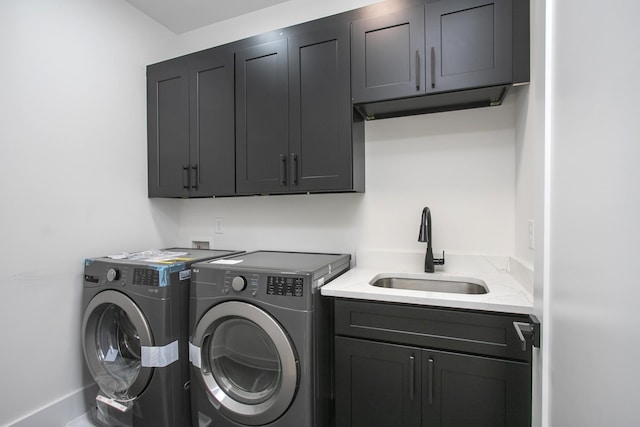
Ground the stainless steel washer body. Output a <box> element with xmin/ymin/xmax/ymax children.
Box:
<box><xmin>189</xmin><ymin>251</ymin><xmax>350</xmax><ymax>427</ymax></box>
<box><xmin>81</xmin><ymin>248</ymin><xmax>243</xmax><ymax>427</ymax></box>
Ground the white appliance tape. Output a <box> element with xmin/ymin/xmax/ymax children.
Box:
<box><xmin>189</xmin><ymin>342</ymin><xmax>201</xmax><ymax>369</ymax></box>
<box><xmin>141</xmin><ymin>340</ymin><xmax>178</xmax><ymax>368</ymax></box>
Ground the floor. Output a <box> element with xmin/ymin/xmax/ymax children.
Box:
<box><xmin>66</xmin><ymin>413</ymin><xmax>96</xmax><ymax>427</ymax></box>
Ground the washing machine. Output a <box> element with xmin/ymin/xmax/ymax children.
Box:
<box><xmin>82</xmin><ymin>248</ymin><xmax>244</xmax><ymax>427</ymax></box>
<box><xmin>189</xmin><ymin>251</ymin><xmax>351</xmax><ymax>427</ymax></box>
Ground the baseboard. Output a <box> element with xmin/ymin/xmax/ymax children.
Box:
<box><xmin>9</xmin><ymin>384</ymin><xmax>98</xmax><ymax>427</ymax></box>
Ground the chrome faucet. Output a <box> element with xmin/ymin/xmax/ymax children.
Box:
<box><xmin>418</xmin><ymin>207</ymin><xmax>445</xmax><ymax>273</ymax></box>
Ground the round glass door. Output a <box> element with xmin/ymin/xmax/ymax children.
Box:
<box><xmin>209</xmin><ymin>318</ymin><xmax>281</xmax><ymax>404</ymax></box>
<box><xmin>82</xmin><ymin>290</ymin><xmax>153</xmax><ymax>401</ymax></box>
<box><xmin>192</xmin><ymin>302</ymin><xmax>298</xmax><ymax>426</ymax></box>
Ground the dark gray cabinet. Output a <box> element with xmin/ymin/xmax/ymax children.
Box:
<box><xmin>336</xmin><ymin>337</ymin><xmax>421</xmax><ymax>427</ymax></box>
<box><xmin>147</xmin><ymin>59</ymin><xmax>189</xmax><ymax>197</ymax></box>
<box><xmin>423</xmin><ymin>348</ymin><xmax>530</xmax><ymax>426</ymax></box>
<box><xmin>147</xmin><ymin>48</ymin><xmax>234</xmax><ymax>197</ymax></box>
<box><xmin>351</xmin><ymin>0</ymin><xmax>528</xmax><ymax>119</ymax></box>
<box><xmin>426</xmin><ymin>0</ymin><xmax>512</xmax><ymax>93</ymax></box>
<box><xmin>351</xmin><ymin>5</ymin><xmax>426</xmax><ymax>103</ymax></box>
<box><xmin>235</xmin><ymin>39</ymin><xmax>289</xmax><ymax>194</ymax></box>
<box><xmin>235</xmin><ymin>20</ymin><xmax>364</xmax><ymax>195</ymax></box>
<box><xmin>334</xmin><ymin>299</ymin><xmax>535</xmax><ymax>426</ymax></box>
<box><xmin>147</xmin><ymin>0</ymin><xmax>530</xmax><ymax>196</ymax></box>
<box><xmin>289</xmin><ymin>23</ymin><xmax>364</xmax><ymax>193</ymax></box>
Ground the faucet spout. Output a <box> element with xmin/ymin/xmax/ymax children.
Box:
<box><xmin>418</xmin><ymin>207</ymin><xmax>431</xmax><ymax>245</ymax></box>
<box><xmin>418</xmin><ymin>207</ymin><xmax>444</xmax><ymax>273</ymax></box>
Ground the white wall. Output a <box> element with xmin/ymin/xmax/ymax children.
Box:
<box><xmin>178</xmin><ymin>103</ymin><xmax>517</xmax><ymax>258</ymax></box>
<box><xmin>547</xmin><ymin>0</ymin><xmax>640</xmax><ymax>426</ymax></box>
<box><xmin>0</xmin><ymin>1</ymin><xmax>181</xmax><ymax>425</ymax></box>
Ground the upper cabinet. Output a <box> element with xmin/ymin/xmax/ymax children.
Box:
<box><xmin>351</xmin><ymin>0</ymin><xmax>529</xmax><ymax>119</ymax></box>
<box><xmin>146</xmin><ymin>0</ymin><xmax>529</xmax><ymax>197</ymax></box>
<box><xmin>426</xmin><ymin>0</ymin><xmax>512</xmax><ymax>93</ymax></box>
<box><xmin>147</xmin><ymin>58</ymin><xmax>189</xmax><ymax>198</ymax></box>
<box><xmin>289</xmin><ymin>23</ymin><xmax>363</xmax><ymax>193</ymax></box>
<box><xmin>147</xmin><ymin>48</ymin><xmax>235</xmax><ymax>197</ymax></box>
<box><xmin>235</xmin><ymin>38</ymin><xmax>290</xmax><ymax>195</ymax></box>
<box><xmin>351</xmin><ymin>6</ymin><xmax>426</xmax><ymax>103</ymax></box>
<box><xmin>235</xmin><ymin>18</ymin><xmax>364</xmax><ymax>195</ymax></box>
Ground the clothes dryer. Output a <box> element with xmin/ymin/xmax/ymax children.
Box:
<box><xmin>82</xmin><ymin>248</ymin><xmax>243</xmax><ymax>427</ymax></box>
<box><xmin>189</xmin><ymin>251</ymin><xmax>350</xmax><ymax>427</ymax></box>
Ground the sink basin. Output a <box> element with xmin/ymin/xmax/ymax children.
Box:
<box><xmin>370</xmin><ymin>275</ymin><xmax>488</xmax><ymax>295</ymax></box>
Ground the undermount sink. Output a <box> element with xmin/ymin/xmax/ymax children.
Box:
<box><xmin>370</xmin><ymin>274</ymin><xmax>488</xmax><ymax>295</ymax></box>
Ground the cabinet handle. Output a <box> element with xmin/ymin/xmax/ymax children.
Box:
<box><xmin>409</xmin><ymin>355</ymin><xmax>415</xmax><ymax>400</ymax></box>
<box><xmin>279</xmin><ymin>154</ymin><xmax>287</xmax><ymax>186</ymax></box>
<box><xmin>290</xmin><ymin>153</ymin><xmax>298</xmax><ymax>186</ymax></box>
<box><xmin>191</xmin><ymin>165</ymin><xmax>198</xmax><ymax>190</ymax></box>
<box><xmin>513</xmin><ymin>317</ymin><xmax>541</xmax><ymax>351</ymax></box>
<box><xmin>415</xmin><ymin>50</ymin><xmax>420</xmax><ymax>91</ymax></box>
<box><xmin>427</xmin><ymin>358</ymin><xmax>434</xmax><ymax>405</ymax></box>
<box><xmin>183</xmin><ymin>165</ymin><xmax>190</xmax><ymax>189</ymax></box>
<box><xmin>430</xmin><ymin>47</ymin><xmax>436</xmax><ymax>89</ymax></box>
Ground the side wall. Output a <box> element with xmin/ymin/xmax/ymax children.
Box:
<box><xmin>0</xmin><ymin>0</ymin><xmax>180</xmax><ymax>425</ymax></box>
<box><xmin>547</xmin><ymin>0</ymin><xmax>640</xmax><ymax>426</ymax></box>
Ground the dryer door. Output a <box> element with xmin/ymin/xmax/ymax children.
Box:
<box><xmin>82</xmin><ymin>290</ymin><xmax>154</xmax><ymax>401</ymax></box>
<box><xmin>192</xmin><ymin>301</ymin><xmax>298</xmax><ymax>426</ymax></box>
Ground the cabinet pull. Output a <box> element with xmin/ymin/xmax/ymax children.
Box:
<box><xmin>290</xmin><ymin>153</ymin><xmax>298</xmax><ymax>186</ymax></box>
<box><xmin>191</xmin><ymin>165</ymin><xmax>198</xmax><ymax>190</ymax></box>
<box><xmin>409</xmin><ymin>355</ymin><xmax>415</xmax><ymax>400</ymax></box>
<box><xmin>513</xmin><ymin>316</ymin><xmax>541</xmax><ymax>351</ymax></box>
<box><xmin>279</xmin><ymin>154</ymin><xmax>287</xmax><ymax>186</ymax></box>
<box><xmin>183</xmin><ymin>165</ymin><xmax>190</xmax><ymax>189</ymax></box>
<box><xmin>427</xmin><ymin>358</ymin><xmax>434</xmax><ymax>405</ymax></box>
<box><xmin>415</xmin><ymin>50</ymin><xmax>420</xmax><ymax>91</ymax></box>
<box><xmin>430</xmin><ymin>47</ymin><xmax>436</xmax><ymax>89</ymax></box>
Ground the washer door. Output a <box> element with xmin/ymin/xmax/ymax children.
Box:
<box><xmin>82</xmin><ymin>290</ymin><xmax>153</xmax><ymax>401</ymax></box>
<box><xmin>192</xmin><ymin>301</ymin><xmax>298</xmax><ymax>426</ymax></box>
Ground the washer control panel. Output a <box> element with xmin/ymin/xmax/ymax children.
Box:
<box><xmin>132</xmin><ymin>268</ymin><xmax>160</xmax><ymax>286</ymax></box>
<box><xmin>267</xmin><ymin>276</ymin><xmax>304</xmax><ymax>297</ymax></box>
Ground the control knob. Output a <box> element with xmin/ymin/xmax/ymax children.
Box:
<box><xmin>231</xmin><ymin>276</ymin><xmax>247</xmax><ymax>292</ymax></box>
<box><xmin>106</xmin><ymin>268</ymin><xmax>120</xmax><ymax>282</ymax></box>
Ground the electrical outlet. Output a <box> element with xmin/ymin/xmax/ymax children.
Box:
<box><xmin>528</xmin><ymin>220</ymin><xmax>535</xmax><ymax>250</ymax></box>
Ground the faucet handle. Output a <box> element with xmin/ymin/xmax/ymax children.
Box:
<box><xmin>433</xmin><ymin>250</ymin><xmax>445</xmax><ymax>266</ymax></box>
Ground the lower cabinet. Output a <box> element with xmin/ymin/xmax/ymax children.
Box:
<box><xmin>334</xmin><ymin>299</ymin><xmax>535</xmax><ymax>427</ymax></box>
<box><xmin>335</xmin><ymin>337</ymin><xmax>421</xmax><ymax>427</ymax></box>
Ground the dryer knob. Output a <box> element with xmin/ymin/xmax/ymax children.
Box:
<box><xmin>106</xmin><ymin>268</ymin><xmax>120</xmax><ymax>282</ymax></box>
<box><xmin>231</xmin><ymin>276</ymin><xmax>247</xmax><ymax>292</ymax></box>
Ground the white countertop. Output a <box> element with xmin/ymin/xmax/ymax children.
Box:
<box><xmin>321</xmin><ymin>249</ymin><xmax>534</xmax><ymax>315</ymax></box>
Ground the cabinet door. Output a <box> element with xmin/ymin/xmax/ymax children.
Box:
<box><xmin>289</xmin><ymin>22</ymin><xmax>354</xmax><ymax>192</ymax></box>
<box><xmin>422</xmin><ymin>349</ymin><xmax>531</xmax><ymax>427</ymax></box>
<box><xmin>147</xmin><ymin>60</ymin><xmax>190</xmax><ymax>197</ymax></box>
<box><xmin>351</xmin><ymin>6</ymin><xmax>426</xmax><ymax>104</ymax></box>
<box><xmin>235</xmin><ymin>39</ymin><xmax>289</xmax><ymax>194</ymax></box>
<box><xmin>335</xmin><ymin>337</ymin><xmax>421</xmax><ymax>427</ymax></box>
<box><xmin>426</xmin><ymin>0</ymin><xmax>512</xmax><ymax>94</ymax></box>
<box><xmin>189</xmin><ymin>50</ymin><xmax>235</xmax><ymax>196</ymax></box>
